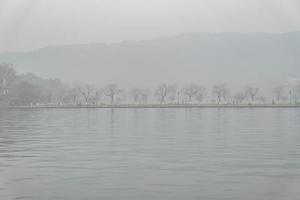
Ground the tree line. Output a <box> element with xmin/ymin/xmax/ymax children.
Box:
<box><xmin>1</xmin><ymin>63</ymin><xmax>300</xmax><ymax>106</ymax></box>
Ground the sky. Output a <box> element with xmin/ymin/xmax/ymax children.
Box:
<box><xmin>0</xmin><ymin>0</ymin><xmax>300</xmax><ymax>52</ymax></box>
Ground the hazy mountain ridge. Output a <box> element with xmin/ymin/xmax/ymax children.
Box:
<box><xmin>0</xmin><ymin>32</ymin><xmax>300</xmax><ymax>87</ymax></box>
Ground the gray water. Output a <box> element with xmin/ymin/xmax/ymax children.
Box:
<box><xmin>0</xmin><ymin>108</ymin><xmax>300</xmax><ymax>200</ymax></box>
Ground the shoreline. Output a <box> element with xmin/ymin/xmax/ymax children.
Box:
<box><xmin>3</xmin><ymin>104</ymin><xmax>300</xmax><ymax>109</ymax></box>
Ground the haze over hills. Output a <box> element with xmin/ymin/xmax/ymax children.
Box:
<box><xmin>0</xmin><ymin>32</ymin><xmax>299</xmax><ymax>89</ymax></box>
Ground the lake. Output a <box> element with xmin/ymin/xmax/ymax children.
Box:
<box><xmin>0</xmin><ymin>108</ymin><xmax>300</xmax><ymax>200</ymax></box>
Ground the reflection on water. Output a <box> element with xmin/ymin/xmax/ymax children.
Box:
<box><xmin>0</xmin><ymin>108</ymin><xmax>300</xmax><ymax>200</ymax></box>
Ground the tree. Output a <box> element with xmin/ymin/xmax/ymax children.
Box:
<box><xmin>273</xmin><ymin>86</ymin><xmax>284</xmax><ymax>103</ymax></box>
<box><xmin>14</xmin><ymin>82</ymin><xmax>42</xmax><ymax>106</ymax></box>
<box><xmin>245</xmin><ymin>87</ymin><xmax>259</xmax><ymax>102</ymax></box>
<box><xmin>130</xmin><ymin>88</ymin><xmax>150</xmax><ymax>104</ymax></box>
<box><xmin>79</xmin><ymin>84</ymin><xmax>95</xmax><ymax>105</ymax></box>
<box><xmin>116</xmin><ymin>90</ymin><xmax>126</xmax><ymax>104</ymax></box>
<box><xmin>256</xmin><ymin>96</ymin><xmax>266</xmax><ymax>104</ymax></box>
<box><xmin>66</xmin><ymin>86</ymin><xmax>81</xmax><ymax>105</ymax></box>
<box><xmin>104</xmin><ymin>84</ymin><xmax>121</xmax><ymax>104</ymax></box>
<box><xmin>183</xmin><ymin>84</ymin><xmax>204</xmax><ymax>103</ymax></box>
<box><xmin>140</xmin><ymin>89</ymin><xmax>150</xmax><ymax>104</ymax></box>
<box><xmin>93</xmin><ymin>89</ymin><xmax>103</xmax><ymax>105</ymax></box>
<box><xmin>287</xmin><ymin>79</ymin><xmax>300</xmax><ymax>104</ymax></box>
<box><xmin>194</xmin><ymin>87</ymin><xmax>206</xmax><ymax>104</ymax></box>
<box><xmin>130</xmin><ymin>88</ymin><xmax>143</xmax><ymax>104</ymax></box>
<box><xmin>234</xmin><ymin>92</ymin><xmax>246</xmax><ymax>104</ymax></box>
<box><xmin>155</xmin><ymin>84</ymin><xmax>176</xmax><ymax>103</ymax></box>
<box><xmin>19</xmin><ymin>73</ymin><xmax>67</xmax><ymax>104</ymax></box>
<box><xmin>295</xmin><ymin>83</ymin><xmax>300</xmax><ymax>103</ymax></box>
<box><xmin>0</xmin><ymin>63</ymin><xmax>17</xmax><ymax>95</ymax></box>
<box><xmin>47</xmin><ymin>79</ymin><xmax>66</xmax><ymax>104</ymax></box>
<box><xmin>212</xmin><ymin>84</ymin><xmax>228</xmax><ymax>104</ymax></box>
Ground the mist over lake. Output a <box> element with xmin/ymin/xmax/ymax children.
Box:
<box><xmin>1</xmin><ymin>108</ymin><xmax>300</xmax><ymax>200</ymax></box>
<box><xmin>1</xmin><ymin>1</ymin><xmax>300</xmax><ymax>199</ymax></box>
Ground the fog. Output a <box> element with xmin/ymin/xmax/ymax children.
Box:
<box><xmin>1</xmin><ymin>3</ymin><xmax>300</xmax><ymax>200</ymax></box>
<box><xmin>0</xmin><ymin>0</ymin><xmax>300</xmax><ymax>103</ymax></box>
<box><xmin>1</xmin><ymin>0</ymin><xmax>300</xmax><ymax>52</ymax></box>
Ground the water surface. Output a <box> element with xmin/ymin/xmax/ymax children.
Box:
<box><xmin>0</xmin><ymin>108</ymin><xmax>300</xmax><ymax>200</ymax></box>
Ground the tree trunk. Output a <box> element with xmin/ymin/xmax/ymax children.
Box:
<box><xmin>111</xmin><ymin>95</ymin><xmax>114</xmax><ymax>104</ymax></box>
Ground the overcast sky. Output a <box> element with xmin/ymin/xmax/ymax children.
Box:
<box><xmin>0</xmin><ymin>0</ymin><xmax>300</xmax><ymax>52</ymax></box>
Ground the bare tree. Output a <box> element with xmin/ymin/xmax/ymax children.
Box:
<box><xmin>273</xmin><ymin>86</ymin><xmax>284</xmax><ymax>103</ymax></box>
<box><xmin>94</xmin><ymin>89</ymin><xmax>103</xmax><ymax>105</ymax></box>
<box><xmin>79</xmin><ymin>84</ymin><xmax>95</xmax><ymax>105</ymax></box>
<box><xmin>256</xmin><ymin>96</ymin><xmax>266</xmax><ymax>104</ymax></box>
<box><xmin>212</xmin><ymin>84</ymin><xmax>228</xmax><ymax>104</ymax></box>
<box><xmin>130</xmin><ymin>88</ymin><xmax>143</xmax><ymax>104</ymax></box>
<box><xmin>296</xmin><ymin>83</ymin><xmax>300</xmax><ymax>103</ymax></box>
<box><xmin>69</xmin><ymin>88</ymin><xmax>80</xmax><ymax>105</ymax></box>
<box><xmin>64</xmin><ymin>87</ymin><xmax>80</xmax><ymax>105</ymax></box>
<box><xmin>168</xmin><ymin>92</ymin><xmax>177</xmax><ymax>104</ymax></box>
<box><xmin>194</xmin><ymin>87</ymin><xmax>206</xmax><ymax>104</ymax></box>
<box><xmin>234</xmin><ymin>92</ymin><xmax>247</xmax><ymax>104</ymax></box>
<box><xmin>155</xmin><ymin>84</ymin><xmax>176</xmax><ymax>103</ymax></box>
<box><xmin>287</xmin><ymin>80</ymin><xmax>300</xmax><ymax>104</ymax></box>
<box><xmin>44</xmin><ymin>91</ymin><xmax>53</xmax><ymax>104</ymax></box>
<box><xmin>245</xmin><ymin>87</ymin><xmax>259</xmax><ymax>102</ymax></box>
<box><xmin>117</xmin><ymin>90</ymin><xmax>126</xmax><ymax>104</ymax></box>
<box><xmin>130</xmin><ymin>88</ymin><xmax>150</xmax><ymax>104</ymax></box>
<box><xmin>183</xmin><ymin>84</ymin><xmax>204</xmax><ymax>103</ymax></box>
<box><xmin>140</xmin><ymin>89</ymin><xmax>150</xmax><ymax>104</ymax></box>
<box><xmin>104</xmin><ymin>84</ymin><xmax>121</xmax><ymax>104</ymax></box>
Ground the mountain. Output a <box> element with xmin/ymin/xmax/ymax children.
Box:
<box><xmin>0</xmin><ymin>32</ymin><xmax>300</xmax><ymax>87</ymax></box>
